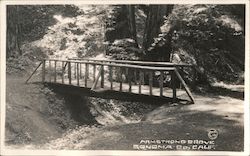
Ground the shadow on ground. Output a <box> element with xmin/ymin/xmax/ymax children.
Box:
<box><xmin>83</xmin><ymin>104</ymin><xmax>243</xmax><ymax>151</ymax></box>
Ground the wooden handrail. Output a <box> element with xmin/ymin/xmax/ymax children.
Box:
<box><xmin>45</xmin><ymin>59</ymin><xmax>176</xmax><ymax>71</ymax></box>
<box><xmin>68</xmin><ymin>57</ymin><xmax>193</xmax><ymax>67</ymax></box>
<box><xmin>25</xmin><ymin>61</ymin><xmax>43</xmax><ymax>83</ymax></box>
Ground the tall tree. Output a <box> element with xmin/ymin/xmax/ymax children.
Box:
<box><xmin>6</xmin><ymin>5</ymin><xmax>80</xmax><ymax>58</ymax></box>
<box><xmin>142</xmin><ymin>5</ymin><xmax>173</xmax><ymax>52</ymax></box>
<box><xmin>126</xmin><ymin>5</ymin><xmax>138</xmax><ymax>46</ymax></box>
<box><xmin>7</xmin><ymin>5</ymin><xmax>21</xmax><ymax>58</ymax></box>
<box><xmin>105</xmin><ymin>5</ymin><xmax>138</xmax><ymax>46</ymax></box>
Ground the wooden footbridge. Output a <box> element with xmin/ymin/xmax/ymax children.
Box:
<box><xmin>26</xmin><ymin>58</ymin><xmax>195</xmax><ymax>104</ymax></box>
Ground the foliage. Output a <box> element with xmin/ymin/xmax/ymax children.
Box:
<box><xmin>6</xmin><ymin>4</ymin><xmax>245</xmax><ymax>84</ymax></box>
<box><xmin>156</xmin><ymin>4</ymin><xmax>245</xmax><ymax>84</ymax></box>
<box><xmin>106</xmin><ymin>38</ymin><xmax>142</xmax><ymax>60</ymax></box>
<box><xmin>8</xmin><ymin>5</ymin><xmax>80</xmax><ymax>43</ymax></box>
<box><xmin>7</xmin><ymin>5</ymin><xmax>109</xmax><ymax>74</ymax></box>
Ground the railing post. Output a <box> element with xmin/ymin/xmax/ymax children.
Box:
<box><xmin>101</xmin><ymin>65</ymin><xmax>104</xmax><ymax>88</ymax></box>
<box><xmin>139</xmin><ymin>70</ymin><xmax>143</xmax><ymax>94</ymax></box>
<box><xmin>74</xmin><ymin>62</ymin><xmax>77</xmax><ymax>79</ymax></box>
<box><xmin>159</xmin><ymin>71</ymin><xmax>164</xmax><ymax>97</ymax></box>
<box><xmin>109</xmin><ymin>66</ymin><xmax>113</xmax><ymax>90</ymax></box>
<box><xmin>171</xmin><ymin>70</ymin><xmax>177</xmax><ymax>101</ymax></box>
<box><xmin>42</xmin><ymin>60</ymin><xmax>46</xmax><ymax>82</ymax></box>
<box><xmin>142</xmin><ymin>70</ymin><xmax>145</xmax><ymax>85</ymax></box>
<box><xmin>93</xmin><ymin>64</ymin><xmax>96</xmax><ymax>82</ymax></box>
<box><xmin>119</xmin><ymin>67</ymin><xmax>123</xmax><ymax>91</ymax></box>
<box><xmin>128</xmin><ymin>68</ymin><xmax>132</xmax><ymax>93</ymax></box>
<box><xmin>49</xmin><ymin>60</ymin><xmax>51</xmax><ymax>82</ymax></box>
<box><xmin>80</xmin><ymin>63</ymin><xmax>82</xmax><ymax>79</ymax></box>
<box><xmin>86</xmin><ymin>63</ymin><xmax>89</xmax><ymax>79</ymax></box>
<box><xmin>62</xmin><ymin>61</ymin><xmax>64</xmax><ymax>84</ymax></box>
<box><xmin>149</xmin><ymin>70</ymin><xmax>153</xmax><ymax>95</ymax></box>
<box><xmin>54</xmin><ymin>60</ymin><xmax>57</xmax><ymax>83</ymax></box>
<box><xmin>68</xmin><ymin>61</ymin><xmax>71</xmax><ymax>85</ymax></box>
<box><xmin>77</xmin><ymin>63</ymin><xmax>79</xmax><ymax>86</ymax></box>
<box><xmin>85</xmin><ymin>63</ymin><xmax>88</xmax><ymax>87</ymax></box>
<box><xmin>134</xmin><ymin>70</ymin><xmax>137</xmax><ymax>84</ymax></box>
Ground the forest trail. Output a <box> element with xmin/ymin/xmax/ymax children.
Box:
<box><xmin>4</xmin><ymin>4</ymin><xmax>246</xmax><ymax>152</ymax></box>
<box><xmin>45</xmin><ymin>86</ymin><xmax>244</xmax><ymax>151</ymax></box>
<box><xmin>5</xmin><ymin>74</ymin><xmax>244</xmax><ymax>151</ymax></box>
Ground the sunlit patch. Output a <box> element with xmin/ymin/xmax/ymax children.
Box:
<box><xmin>218</xmin><ymin>15</ymin><xmax>242</xmax><ymax>32</ymax></box>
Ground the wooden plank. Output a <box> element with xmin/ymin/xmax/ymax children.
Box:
<box><xmin>159</xmin><ymin>71</ymin><xmax>164</xmax><ymax>97</ymax></box>
<box><xmin>62</xmin><ymin>61</ymin><xmax>64</xmax><ymax>84</ymax></box>
<box><xmin>68</xmin><ymin>62</ymin><xmax>71</xmax><ymax>85</ymax></box>
<box><xmin>109</xmin><ymin>66</ymin><xmax>113</xmax><ymax>90</ymax></box>
<box><xmin>119</xmin><ymin>67</ymin><xmax>123</xmax><ymax>91</ymax></box>
<box><xmin>139</xmin><ymin>70</ymin><xmax>143</xmax><ymax>94</ymax></box>
<box><xmin>25</xmin><ymin>61</ymin><xmax>43</xmax><ymax>83</ymax></box>
<box><xmin>49</xmin><ymin>60</ymin><xmax>52</xmax><ymax>82</ymax></box>
<box><xmin>54</xmin><ymin>61</ymin><xmax>57</xmax><ymax>83</ymax></box>
<box><xmin>77</xmin><ymin>63</ymin><xmax>79</xmax><ymax>86</ymax></box>
<box><xmin>149</xmin><ymin>71</ymin><xmax>153</xmax><ymax>95</ymax></box>
<box><xmin>174</xmin><ymin>69</ymin><xmax>195</xmax><ymax>104</ymax></box>
<box><xmin>101</xmin><ymin>65</ymin><xmax>104</xmax><ymax>88</ymax></box>
<box><xmin>171</xmin><ymin>71</ymin><xmax>177</xmax><ymax>101</ymax></box>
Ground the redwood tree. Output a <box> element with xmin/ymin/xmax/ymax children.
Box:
<box><xmin>126</xmin><ymin>5</ymin><xmax>138</xmax><ymax>46</ymax></box>
<box><xmin>142</xmin><ymin>5</ymin><xmax>173</xmax><ymax>52</ymax></box>
<box><xmin>7</xmin><ymin>5</ymin><xmax>21</xmax><ymax>58</ymax></box>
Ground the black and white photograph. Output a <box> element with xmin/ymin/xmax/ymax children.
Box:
<box><xmin>0</xmin><ymin>0</ymin><xmax>249</xmax><ymax>155</ymax></box>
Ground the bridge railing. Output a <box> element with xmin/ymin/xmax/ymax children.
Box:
<box><xmin>68</xmin><ymin>58</ymin><xmax>197</xmax><ymax>88</ymax></box>
<box><xmin>26</xmin><ymin>58</ymin><xmax>195</xmax><ymax>104</ymax></box>
<box><xmin>68</xmin><ymin>57</ymin><xmax>193</xmax><ymax>67</ymax></box>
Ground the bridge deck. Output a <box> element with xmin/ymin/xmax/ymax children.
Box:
<box><xmin>50</xmin><ymin>78</ymin><xmax>187</xmax><ymax>98</ymax></box>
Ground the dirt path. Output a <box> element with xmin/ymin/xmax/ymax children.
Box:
<box><xmin>5</xmin><ymin>74</ymin><xmax>244</xmax><ymax>151</ymax></box>
<box><xmin>44</xmin><ymin>84</ymin><xmax>244</xmax><ymax>151</ymax></box>
<box><xmin>87</xmin><ymin>94</ymin><xmax>243</xmax><ymax>151</ymax></box>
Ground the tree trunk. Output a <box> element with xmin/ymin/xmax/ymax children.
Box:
<box><xmin>126</xmin><ymin>5</ymin><xmax>138</xmax><ymax>47</ymax></box>
<box><xmin>7</xmin><ymin>6</ymin><xmax>21</xmax><ymax>58</ymax></box>
<box><xmin>142</xmin><ymin>5</ymin><xmax>173</xmax><ymax>52</ymax></box>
